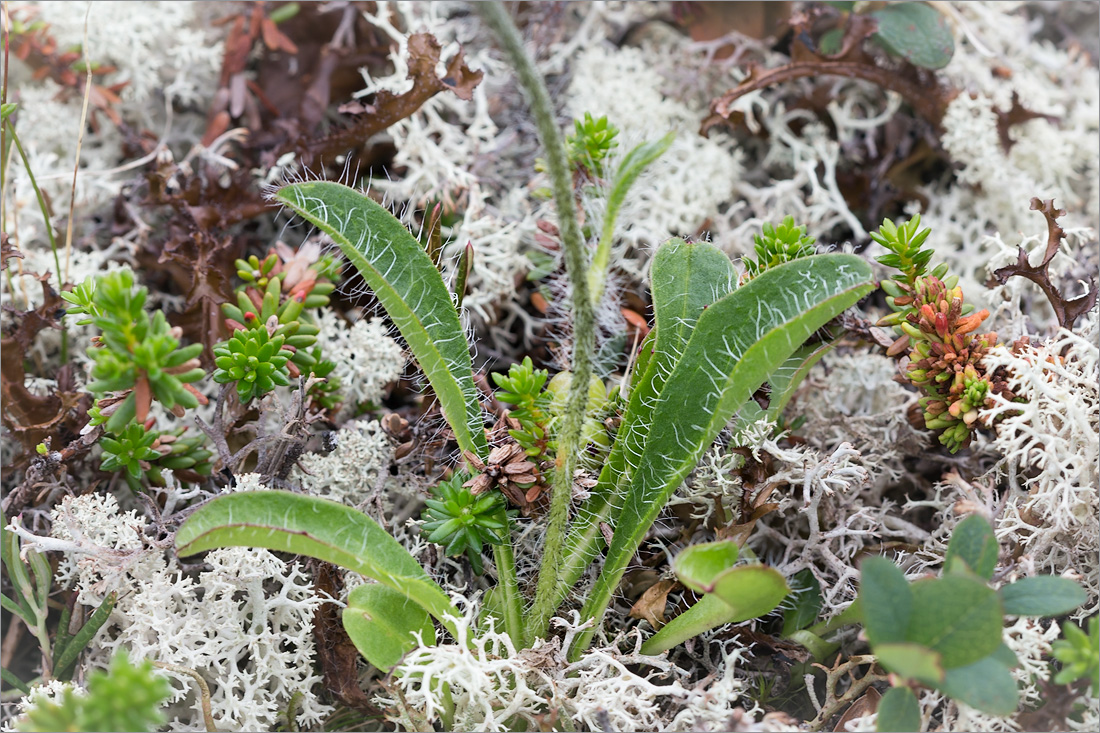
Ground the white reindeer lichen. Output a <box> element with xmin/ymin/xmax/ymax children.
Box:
<box><xmin>26</xmin><ymin>493</ymin><xmax>332</xmax><ymax>732</ymax></box>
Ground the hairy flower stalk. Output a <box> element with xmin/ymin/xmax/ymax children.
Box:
<box><xmin>476</xmin><ymin>1</ymin><xmax>596</xmax><ymax>645</ymax></box>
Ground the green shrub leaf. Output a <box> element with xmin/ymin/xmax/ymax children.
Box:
<box><xmin>871</xmin><ymin>2</ymin><xmax>955</xmax><ymax>70</ymax></box>
<box><xmin>939</xmin><ymin>656</ymin><xmax>1019</xmax><ymax>715</ymax></box>
<box><xmin>672</xmin><ymin>540</ymin><xmax>740</xmax><ymax>591</ymax></box>
<box><xmin>639</xmin><ymin>564</ymin><xmax>788</xmax><ymax>656</ymax></box>
<box><xmin>907</xmin><ymin>575</ymin><xmax>1003</xmax><ymax>669</ymax></box>
<box><xmin>273</xmin><ymin>181</ymin><xmax>487</xmax><ymax>459</ymax></box>
<box><xmin>876</xmin><ymin>686</ymin><xmax>922</xmax><ymax>733</ymax></box>
<box><xmin>782</xmin><ymin>568</ymin><xmax>824</xmax><ymax>636</ymax></box>
<box><xmin>874</xmin><ymin>642</ymin><xmax>944</xmax><ymax>686</ymax></box>
<box><xmin>176</xmin><ymin>491</ymin><xmax>461</xmax><ymax>635</ymax></box>
<box><xmin>944</xmin><ymin>514</ymin><xmax>999</xmax><ymax>580</ymax></box>
<box><xmin>860</xmin><ymin>556</ymin><xmax>914</xmax><ymax>646</ymax></box>
<box><xmin>343</xmin><ymin>584</ymin><xmax>437</xmax><ymax>672</ymax></box>
<box><xmin>999</xmin><ymin>576</ymin><xmax>1087</xmax><ymax>617</ymax></box>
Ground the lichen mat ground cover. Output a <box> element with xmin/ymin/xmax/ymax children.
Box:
<box><xmin>1</xmin><ymin>2</ymin><xmax>1098</xmax><ymax>732</ymax></box>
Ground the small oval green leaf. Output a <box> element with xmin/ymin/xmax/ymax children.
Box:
<box><xmin>874</xmin><ymin>642</ymin><xmax>945</xmax><ymax>687</ymax></box>
<box><xmin>907</xmin><ymin>575</ymin><xmax>1003</xmax><ymax>669</ymax></box>
<box><xmin>999</xmin><ymin>576</ymin><xmax>1087</xmax><ymax>617</ymax></box>
<box><xmin>673</xmin><ymin>540</ymin><xmax>740</xmax><ymax>592</ymax></box>
<box><xmin>876</xmin><ymin>686</ymin><xmax>922</xmax><ymax>733</ymax></box>
<box><xmin>860</xmin><ymin>556</ymin><xmax>913</xmax><ymax>646</ymax></box>
<box><xmin>871</xmin><ymin>2</ymin><xmax>955</xmax><ymax>70</ymax></box>
<box><xmin>343</xmin><ymin>584</ymin><xmax>437</xmax><ymax>672</ymax></box>
<box><xmin>944</xmin><ymin>514</ymin><xmax>999</xmax><ymax>580</ymax></box>
<box><xmin>939</xmin><ymin>656</ymin><xmax>1019</xmax><ymax>715</ymax></box>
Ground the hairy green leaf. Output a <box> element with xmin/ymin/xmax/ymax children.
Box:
<box><xmin>343</xmin><ymin>584</ymin><xmax>437</xmax><ymax>672</ymax></box>
<box><xmin>274</xmin><ymin>181</ymin><xmax>487</xmax><ymax>459</ymax></box>
<box><xmin>589</xmin><ymin>132</ymin><xmax>676</xmax><ymax>302</ymax></box>
<box><xmin>575</xmin><ymin>255</ymin><xmax>874</xmax><ymax>656</ymax></box>
<box><xmin>557</xmin><ymin>240</ymin><xmax>736</xmax><ymax>611</ymax></box>
<box><xmin>175</xmin><ymin>491</ymin><xmax>461</xmax><ymax>634</ymax></box>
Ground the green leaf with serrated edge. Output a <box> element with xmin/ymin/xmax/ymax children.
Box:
<box><xmin>343</xmin><ymin>584</ymin><xmax>436</xmax><ymax>672</ymax></box>
<box><xmin>589</xmin><ymin>132</ymin><xmax>676</xmax><ymax>302</ymax></box>
<box><xmin>860</xmin><ymin>557</ymin><xmax>913</xmax><ymax>646</ymax></box>
<box><xmin>999</xmin><ymin>576</ymin><xmax>1086</xmax><ymax>617</ymax></box>
<box><xmin>175</xmin><ymin>491</ymin><xmax>461</xmax><ymax>636</ymax></box>
<box><xmin>944</xmin><ymin>514</ymin><xmax>999</xmax><ymax>580</ymax></box>
<box><xmin>639</xmin><ymin>565</ymin><xmax>788</xmax><ymax>656</ymax></box>
<box><xmin>874</xmin><ymin>642</ymin><xmax>945</xmax><ymax>686</ymax></box>
<box><xmin>871</xmin><ymin>2</ymin><xmax>955</xmax><ymax>70</ymax></box>
<box><xmin>273</xmin><ymin>181</ymin><xmax>487</xmax><ymax>460</ymax></box>
<box><xmin>556</xmin><ymin>240</ymin><xmax>736</xmax><ymax>612</ymax></box>
<box><xmin>575</xmin><ymin>254</ymin><xmax>874</xmax><ymax>657</ymax></box>
<box><xmin>907</xmin><ymin>575</ymin><xmax>1002</xmax><ymax>669</ymax></box>
<box><xmin>939</xmin><ymin>655</ymin><xmax>1018</xmax><ymax>715</ymax></box>
<box><xmin>876</xmin><ymin>686</ymin><xmax>922</xmax><ymax>733</ymax></box>
<box><xmin>782</xmin><ymin>568</ymin><xmax>824</xmax><ymax>636</ymax></box>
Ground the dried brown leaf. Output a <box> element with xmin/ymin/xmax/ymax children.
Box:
<box><xmin>628</xmin><ymin>579</ymin><xmax>679</xmax><ymax>630</ymax></box>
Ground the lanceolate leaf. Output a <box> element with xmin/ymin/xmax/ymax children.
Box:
<box><xmin>274</xmin><ymin>181</ymin><xmax>487</xmax><ymax>459</ymax></box>
<box><xmin>574</xmin><ymin>254</ymin><xmax>874</xmax><ymax>656</ymax></box>
<box><xmin>556</xmin><ymin>240</ymin><xmax>736</xmax><ymax>611</ymax></box>
<box><xmin>589</xmin><ymin>132</ymin><xmax>677</xmax><ymax>301</ymax></box>
<box><xmin>175</xmin><ymin>491</ymin><xmax>461</xmax><ymax>635</ymax></box>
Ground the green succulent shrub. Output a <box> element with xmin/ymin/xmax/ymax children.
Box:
<box><xmin>63</xmin><ymin>270</ymin><xmax>205</xmax><ymax>433</ymax></box>
<box><xmin>212</xmin><ymin>323</ymin><xmax>295</xmax><ymax>403</ymax></box>
<box><xmin>420</xmin><ymin>472</ymin><xmax>514</xmax><ymax>574</ymax></box>
<box><xmin>13</xmin><ymin>652</ymin><xmax>170</xmax><ymax>733</ymax></box>
<box><xmin>1051</xmin><ymin>616</ymin><xmax>1099</xmax><ymax>695</ymax></box>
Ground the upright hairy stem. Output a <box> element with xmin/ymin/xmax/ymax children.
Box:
<box><xmin>475</xmin><ymin>2</ymin><xmax>595</xmax><ymax>645</ymax></box>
